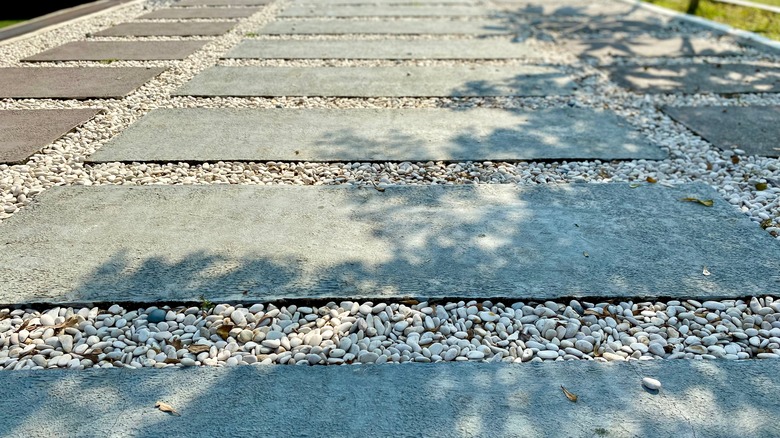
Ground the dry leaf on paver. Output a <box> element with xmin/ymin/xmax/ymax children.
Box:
<box><xmin>731</xmin><ymin>155</ymin><xmax>740</xmax><ymax>165</ymax></box>
<box><xmin>170</xmin><ymin>338</ymin><xmax>183</xmax><ymax>351</ymax></box>
<box><xmin>755</xmin><ymin>183</ymin><xmax>768</xmax><ymax>191</ymax></box>
<box><xmin>702</xmin><ymin>266</ymin><xmax>711</xmax><ymax>276</ymax></box>
<box><xmin>155</xmin><ymin>401</ymin><xmax>180</xmax><ymax>416</ymax></box>
<box><xmin>371</xmin><ymin>180</ymin><xmax>385</xmax><ymax>192</ymax></box>
<box><xmin>216</xmin><ymin>323</ymin><xmax>234</xmax><ymax>340</ymax></box>
<box><xmin>164</xmin><ymin>358</ymin><xmax>181</xmax><ymax>364</ymax></box>
<box><xmin>188</xmin><ymin>344</ymin><xmax>210</xmax><ymax>354</ymax></box>
<box><xmin>680</xmin><ymin>197</ymin><xmax>714</xmax><ymax>207</ymax></box>
<box><xmin>646</xmin><ymin>177</ymin><xmax>657</xmax><ymax>184</ymax></box>
<box><xmin>561</xmin><ymin>386</ymin><xmax>578</xmax><ymax>402</ymax></box>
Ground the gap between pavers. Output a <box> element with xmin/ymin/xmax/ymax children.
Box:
<box><xmin>226</xmin><ymin>38</ymin><xmax>541</xmax><ymax>59</ymax></box>
<box><xmin>0</xmin><ymin>67</ymin><xmax>166</xmax><ymax>99</ymax></box>
<box><xmin>173</xmin><ymin>66</ymin><xmax>578</xmax><ymax>97</ymax></box>
<box><xmin>138</xmin><ymin>7</ymin><xmax>261</xmax><ymax>19</ymax></box>
<box><xmin>1</xmin><ymin>184</ymin><xmax>778</xmax><ymax>305</ymax></box>
<box><xmin>605</xmin><ymin>63</ymin><xmax>780</xmax><ymax>94</ymax></box>
<box><xmin>561</xmin><ymin>36</ymin><xmax>743</xmax><ymax>60</ymax></box>
<box><xmin>23</xmin><ymin>41</ymin><xmax>210</xmax><ymax>62</ymax></box>
<box><xmin>0</xmin><ymin>109</ymin><xmax>101</xmax><ymax>164</ymax></box>
<box><xmin>256</xmin><ymin>18</ymin><xmax>515</xmax><ymax>34</ymax></box>
<box><xmin>86</xmin><ymin>107</ymin><xmax>665</xmax><ymax>163</ymax></box>
<box><xmin>0</xmin><ymin>361</ymin><xmax>777</xmax><ymax>437</ymax></box>
<box><xmin>662</xmin><ymin>105</ymin><xmax>780</xmax><ymax>157</ymax></box>
<box><xmin>279</xmin><ymin>4</ymin><xmax>494</xmax><ymax>16</ymax></box>
<box><xmin>94</xmin><ymin>22</ymin><xmax>237</xmax><ymax>37</ymax></box>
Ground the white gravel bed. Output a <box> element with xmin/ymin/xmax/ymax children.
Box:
<box><xmin>0</xmin><ymin>0</ymin><xmax>778</xmax><ymax>240</ymax></box>
<box><xmin>0</xmin><ymin>296</ymin><xmax>778</xmax><ymax>370</ymax></box>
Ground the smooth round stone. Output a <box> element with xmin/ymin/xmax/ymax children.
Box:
<box><xmin>148</xmin><ymin>309</ymin><xmax>166</xmax><ymax>324</ymax></box>
<box><xmin>237</xmin><ymin>330</ymin><xmax>253</xmax><ymax>343</ymax></box>
<box><xmin>180</xmin><ymin>358</ymin><xmax>196</xmax><ymax>367</ymax></box>
<box><xmin>702</xmin><ymin>335</ymin><xmax>718</xmax><ymax>346</ymax></box>
<box><xmin>702</xmin><ymin>301</ymin><xmax>726</xmax><ymax>311</ymax></box>
<box><xmin>359</xmin><ymin>352</ymin><xmax>379</xmax><ymax>363</ymax></box>
<box><xmin>443</xmin><ymin>348</ymin><xmax>459</xmax><ymax>361</ymax></box>
<box><xmin>642</xmin><ymin>377</ymin><xmax>662</xmax><ymax>391</ymax></box>
<box><xmin>467</xmin><ymin>351</ymin><xmax>485</xmax><ymax>360</ymax></box>
<box><xmin>574</xmin><ymin>339</ymin><xmax>593</xmax><ymax>353</ymax></box>
<box><xmin>265</xmin><ymin>331</ymin><xmax>284</xmax><ymax>341</ymax></box>
<box><xmin>230</xmin><ymin>310</ymin><xmax>246</xmax><ymax>326</ymax></box>
<box><xmin>306</xmin><ymin>354</ymin><xmax>322</xmax><ymax>365</ymax></box>
<box><xmin>648</xmin><ymin>343</ymin><xmax>665</xmax><ymax>356</ymax></box>
<box><xmin>40</xmin><ymin>314</ymin><xmax>55</xmax><ymax>326</ymax></box>
<box><xmin>537</xmin><ymin>350</ymin><xmax>559</xmax><ymax>360</ymax></box>
<box><xmin>478</xmin><ymin>311</ymin><xmax>499</xmax><ymax>323</ymax></box>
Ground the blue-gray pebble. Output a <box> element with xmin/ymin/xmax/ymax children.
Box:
<box><xmin>148</xmin><ymin>309</ymin><xmax>166</xmax><ymax>323</ymax></box>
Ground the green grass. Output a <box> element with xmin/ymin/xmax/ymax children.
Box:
<box><xmin>0</xmin><ymin>20</ymin><xmax>25</xmax><ymax>29</ymax></box>
<box><xmin>644</xmin><ymin>0</ymin><xmax>780</xmax><ymax>40</ymax></box>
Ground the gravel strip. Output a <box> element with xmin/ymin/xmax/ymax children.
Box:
<box><xmin>0</xmin><ymin>296</ymin><xmax>778</xmax><ymax>370</ymax></box>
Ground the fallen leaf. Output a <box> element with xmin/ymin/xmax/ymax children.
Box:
<box><xmin>755</xmin><ymin>183</ymin><xmax>768</xmax><ymax>191</ymax></box>
<box><xmin>702</xmin><ymin>266</ymin><xmax>711</xmax><ymax>276</ymax></box>
<box><xmin>705</xmin><ymin>161</ymin><xmax>713</xmax><ymax>171</ymax></box>
<box><xmin>216</xmin><ymin>323</ymin><xmax>234</xmax><ymax>340</ymax></box>
<box><xmin>398</xmin><ymin>298</ymin><xmax>419</xmax><ymax>306</ymax></box>
<box><xmin>681</xmin><ymin>197</ymin><xmax>714</xmax><ymax>207</ymax></box>
<box><xmin>646</xmin><ymin>176</ymin><xmax>657</xmax><ymax>184</ymax></box>
<box><xmin>188</xmin><ymin>344</ymin><xmax>210</xmax><ymax>354</ymax></box>
<box><xmin>170</xmin><ymin>338</ymin><xmax>183</xmax><ymax>351</ymax></box>
<box><xmin>561</xmin><ymin>385</ymin><xmax>578</xmax><ymax>402</ymax></box>
<box><xmin>731</xmin><ymin>155</ymin><xmax>740</xmax><ymax>165</ymax></box>
<box><xmin>371</xmin><ymin>181</ymin><xmax>385</xmax><ymax>192</ymax></box>
<box><xmin>155</xmin><ymin>401</ymin><xmax>180</xmax><ymax>416</ymax></box>
<box><xmin>760</xmin><ymin>219</ymin><xmax>773</xmax><ymax>229</ymax></box>
<box><xmin>163</xmin><ymin>358</ymin><xmax>181</xmax><ymax>364</ymax></box>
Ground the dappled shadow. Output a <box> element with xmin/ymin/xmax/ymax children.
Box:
<box><xmin>1</xmin><ymin>360</ymin><xmax>779</xmax><ymax>436</ymax></box>
<box><xmin>563</xmin><ymin>35</ymin><xmax>742</xmax><ymax>61</ymax></box>
<box><xmin>605</xmin><ymin>62</ymin><xmax>780</xmax><ymax>94</ymax></box>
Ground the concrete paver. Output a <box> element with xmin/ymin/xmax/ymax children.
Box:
<box><xmin>87</xmin><ymin>108</ymin><xmax>665</xmax><ymax>163</ymax></box>
<box><xmin>226</xmin><ymin>38</ymin><xmax>542</xmax><ymax>59</ymax></box>
<box><xmin>605</xmin><ymin>63</ymin><xmax>780</xmax><ymax>94</ymax></box>
<box><xmin>138</xmin><ymin>7</ymin><xmax>260</xmax><ymax>19</ymax></box>
<box><xmin>0</xmin><ymin>109</ymin><xmax>101</xmax><ymax>164</ymax></box>
<box><xmin>663</xmin><ymin>105</ymin><xmax>780</xmax><ymax>157</ymax></box>
<box><xmin>94</xmin><ymin>22</ymin><xmax>236</xmax><ymax>36</ymax></box>
<box><xmin>175</xmin><ymin>0</ymin><xmax>272</xmax><ymax>5</ymax></box>
<box><xmin>257</xmin><ymin>18</ymin><xmax>514</xmax><ymax>34</ymax></box>
<box><xmin>563</xmin><ymin>36</ymin><xmax>741</xmax><ymax>60</ymax></box>
<box><xmin>1</xmin><ymin>184</ymin><xmax>777</xmax><ymax>304</ymax></box>
<box><xmin>173</xmin><ymin>66</ymin><xmax>578</xmax><ymax>97</ymax></box>
<box><xmin>0</xmin><ymin>67</ymin><xmax>166</xmax><ymax>99</ymax></box>
<box><xmin>279</xmin><ymin>4</ymin><xmax>493</xmax><ymax>16</ymax></box>
<box><xmin>23</xmin><ymin>41</ymin><xmax>210</xmax><ymax>62</ymax></box>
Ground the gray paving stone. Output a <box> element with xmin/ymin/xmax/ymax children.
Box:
<box><xmin>280</xmin><ymin>4</ymin><xmax>493</xmax><ymax>16</ymax></box>
<box><xmin>94</xmin><ymin>21</ymin><xmax>236</xmax><ymax>36</ymax></box>
<box><xmin>1</xmin><ymin>361</ymin><xmax>777</xmax><ymax>438</ymax></box>
<box><xmin>176</xmin><ymin>0</ymin><xmax>271</xmax><ymax>5</ymax></box>
<box><xmin>295</xmin><ymin>0</ymin><xmax>473</xmax><ymax>3</ymax></box>
<box><xmin>606</xmin><ymin>63</ymin><xmax>780</xmax><ymax>94</ymax></box>
<box><xmin>0</xmin><ymin>109</ymin><xmax>101</xmax><ymax>164</ymax></box>
<box><xmin>533</xmin><ymin>16</ymin><xmax>692</xmax><ymax>35</ymax></box>
<box><xmin>173</xmin><ymin>66</ymin><xmax>577</xmax><ymax>97</ymax></box>
<box><xmin>497</xmin><ymin>0</ymin><xmax>641</xmax><ymax>16</ymax></box>
<box><xmin>227</xmin><ymin>38</ymin><xmax>541</xmax><ymax>59</ymax></box>
<box><xmin>1</xmin><ymin>183</ymin><xmax>777</xmax><ymax>304</ymax></box>
<box><xmin>563</xmin><ymin>36</ymin><xmax>742</xmax><ymax>60</ymax></box>
<box><xmin>138</xmin><ymin>7</ymin><xmax>260</xmax><ymax>19</ymax></box>
<box><xmin>87</xmin><ymin>108</ymin><xmax>664</xmax><ymax>163</ymax></box>
<box><xmin>663</xmin><ymin>105</ymin><xmax>780</xmax><ymax>157</ymax></box>
<box><xmin>23</xmin><ymin>41</ymin><xmax>209</xmax><ymax>62</ymax></box>
<box><xmin>257</xmin><ymin>18</ymin><xmax>513</xmax><ymax>34</ymax></box>
<box><xmin>0</xmin><ymin>67</ymin><xmax>166</xmax><ymax>99</ymax></box>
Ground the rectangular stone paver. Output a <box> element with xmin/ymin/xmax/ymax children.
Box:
<box><xmin>292</xmin><ymin>0</ymin><xmax>473</xmax><ymax>3</ymax></box>
<box><xmin>227</xmin><ymin>39</ymin><xmax>541</xmax><ymax>59</ymax></box>
<box><xmin>563</xmin><ymin>36</ymin><xmax>742</xmax><ymax>60</ymax></box>
<box><xmin>663</xmin><ymin>106</ymin><xmax>780</xmax><ymax>157</ymax></box>
<box><xmin>87</xmin><ymin>108</ymin><xmax>665</xmax><ymax>163</ymax></box>
<box><xmin>0</xmin><ymin>67</ymin><xmax>166</xmax><ymax>99</ymax></box>
<box><xmin>1</xmin><ymin>184</ymin><xmax>778</xmax><ymax>304</ymax></box>
<box><xmin>138</xmin><ymin>7</ymin><xmax>260</xmax><ymax>19</ymax></box>
<box><xmin>606</xmin><ymin>63</ymin><xmax>780</xmax><ymax>94</ymax></box>
<box><xmin>23</xmin><ymin>41</ymin><xmax>209</xmax><ymax>62</ymax></box>
<box><xmin>176</xmin><ymin>0</ymin><xmax>271</xmax><ymax>5</ymax></box>
<box><xmin>173</xmin><ymin>66</ymin><xmax>577</xmax><ymax>97</ymax></box>
<box><xmin>94</xmin><ymin>22</ymin><xmax>236</xmax><ymax>37</ymax></box>
<box><xmin>280</xmin><ymin>4</ymin><xmax>493</xmax><ymax>16</ymax></box>
<box><xmin>0</xmin><ymin>109</ymin><xmax>101</xmax><ymax>164</ymax></box>
<box><xmin>1</xmin><ymin>361</ymin><xmax>777</xmax><ymax>437</ymax></box>
<box><xmin>257</xmin><ymin>18</ymin><xmax>513</xmax><ymax>34</ymax></box>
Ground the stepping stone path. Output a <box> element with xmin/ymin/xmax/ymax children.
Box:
<box><xmin>1</xmin><ymin>0</ymin><xmax>779</xmax><ymax>434</ymax></box>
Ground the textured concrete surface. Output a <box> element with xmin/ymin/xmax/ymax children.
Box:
<box><xmin>23</xmin><ymin>41</ymin><xmax>209</xmax><ymax>62</ymax></box>
<box><xmin>0</xmin><ymin>67</ymin><xmax>166</xmax><ymax>99</ymax></box>
<box><xmin>0</xmin><ymin>361</ymin><xmax>777</xmax><ymax>438</ymax></box>
<box><xmin>292</xmin><ymin>0</ymin><xmax>473</xmax><ymax>3</ymax></box>
<box><xmin>87</xmin><ymin>108</ymin><xmax>664</xmax><ymax>163</ymax></box>
<box><xmin>94</xmin><ymin>22</ymin><xmax>236</xmax><ymax>37</ymax></box>
<box><xmin>1</xmin><ymin>184</ymin><xmax>778</xmax><ymax>304</ymax></box>
<box><xmin>533</xmin><ymin>16</ymin><xmax>687</xmax><ymax>34</ymax></box>
<box><xmin>176</xmin><ymin>0</ymin><xmax>271</xmax><ymax>5</ymax></box>
<box><xmin>138</xmin><ymin>7</ymin><xmax>260</xmax><ymax>19</ymax></box>
<box><xmin>0</xmin><ymin>109</ymin><xmax>101</xmax><ymax>164</ymax></box>
<box><xmin>280</xmin><ymin>4</ymin><xmax>493</xmax><ymax>16</ymax></box>
<box><xmin>173</xmin><ymin>66</ymin><xmax>577</xmax><ymax>97</ymax></box>
<box><xmin>496</xmin><ymin>0</ymin><xmax>644</xmax><ymax>17</ymax></box>
<box><xmin>663</xmin><ymin>105</ymin><xmax>780</xmax><ymax>157</ymax></box>
<box><xmin>257</xmin><ymin>18</ymin><xmax>513</xmax><ymax>34</ymax></box>
<box><xmin>226</xmin><ymin>38</ymin><xmax>540</xmax><ymax>59</ymax></box>
<box><xmin>606</xmin><ymin>63</ymin><xmax>780</xmax><ymax>94</ymax></box>
<box><xmin>563</xmin><ymin>36</ymin><xmax>741</xmax><ymax>60</ymax></box>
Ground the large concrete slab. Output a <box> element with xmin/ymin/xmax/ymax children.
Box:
<box><xmin>663</xmin><ymin>105</ymin><xmax>780</xmax><ymax>157</ymax></box>
<box><xmin>0</xmin><ymin>360</ymin><xmax>778</xmax><ymax>437</ymax></box>
<box><xmin>176</xmin><ymin>0</ymin><xmax>271</xmax><ymax>5</ymax></box>
<box><xmin>279</xmin><ymin>4</ymin><xmax>493</xmax><ymax>16</ymax></box>
<box><xmin>87</xmin><ymin>108</ymin><xmax>665</xmax><ymax>163</ymax></box>
<box><xmin>23</xmin><ymin>41</ymin><xmax>209</xmax><ymax>62</ymax></box>
<box><xmin>0</xmin><ymin>109</ymin><xmax>101</xmax><ymax>164</ymax></box>
<box><xmin>257</xmin><ymin>18</ymin><xmax>514</xmax><ymax>34</ymax></box>
<box><xmin>173</xmin><ymin>66</ymin><xmax>578</xmax><ymax>97</ymax></box>
<box><xmin>294</xmin><ymin>0</ymin><xmax>472</xmax><ymax>3</ymax></box>
<box><xmin>0</xmin><ymin>67</ymin><xmax>166</xmax><ymax>99</ymax></box>
<box><xmin>1</xmin><ymin>184</ymin><xmax>778</xmax><ymax>304</ymax></box>
<box><xmin>605</xmin><ymin>63</ymin><xmax>780</xmax><ymax>94</ymax></box>
<box><xmin>138</xmin><ymin>7</ymin><xmax>260</xmax><ymax>19</ymax></box>
<box><xmin>227</xmin><ymin>39</ymin><xmax>541</xmax><ymax>59</ymax></box>
<box><xmin>94</xmin><ymin>22</ymin><xmax>236</xmax><ymax>37</ymax></box>
<box><xmin>563</xmin><ymin>36</ymin><xmax>742</xmax><ymax>60</ymax></box>
<box><xmin>497</xmin><ymin>0</ymin><xmax>645</xmax><ymax>17</ymax></box>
